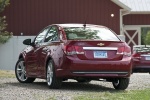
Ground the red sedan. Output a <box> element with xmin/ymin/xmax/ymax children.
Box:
<box><xmin>15</xmin><ymin>24</ymin><xmax>132</xmax><ymax>90</ymax></box>
<box><xmin>132</xmin><ymin>45</ymin><xmax>150</xmax><ymax>73</ymax></box>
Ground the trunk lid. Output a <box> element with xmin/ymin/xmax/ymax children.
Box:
<box><xmin>65</xmin><ymin>40</ymin><xmax>125</xmax><ymax>60</ymax></box>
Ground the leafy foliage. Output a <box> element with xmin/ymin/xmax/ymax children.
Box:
<box><xmin>64</xmin><ymin>28</ymin><xmax>101</xmax><ymax>40</ymax></box>
<box><xmin>141</xmin><ymin>27</ymin><xmax>150</xmax><ymax>45</ymax></box>
<box><xmin>145</xmin><ymin>31</ymin><xmax>150</xmax><ymax>45</ymax></box>
<box><xmin>0</xmin><ymin>0</ymin><xmax>12</xmax><ymax>44</ymax></box>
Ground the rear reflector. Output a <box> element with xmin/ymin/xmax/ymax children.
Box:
<box><xmin>64</xmin><ymin>45</ymin><xmax>84</xmax><ymax>55</ymax></box>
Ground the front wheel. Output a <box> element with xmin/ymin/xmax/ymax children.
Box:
<box><xmin>15</xmin><ymin>58</ymin><xmax>35</xmax><ymax>83</ymax></box>
<box><xmin>46</xmin><ymin>60</ymin><xmax>62</xmax><ymax>89</ymax></box>
<box><xmin>112</xmin><ymin>78</ymin><xmax>130</xmax><ymax>90</ymax></box>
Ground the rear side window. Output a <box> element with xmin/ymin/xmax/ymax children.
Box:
<box><xmin>133</xmin><ymin>45</ymin><xmax>150</xmax><ymax>53</ymax></box>
<box><xmin>44</xmin><ymin>26</ymin><xmax>59</xmax><ymax>42</ymax></box>
<box><xmin>64</xmin><ymin>27</ymin><xmax>120</xmax><ymax>41</ymax></box>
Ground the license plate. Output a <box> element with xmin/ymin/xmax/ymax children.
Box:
<box><xmin>94</xmin><ymin>51</ymin><xmax>107</xmax><ymax>58</ymax></box>
<box><xmin>145</xmin><ymin>56</ymin><xmax>150</xmax><ymax>60</ymax></box>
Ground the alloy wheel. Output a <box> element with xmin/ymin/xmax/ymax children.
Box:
<box><xmin>16</xmin><ymin>61</ymin><xmax>27</xmax><ymax>81</ymax></box>
<box><xmin>47</xmin><ymin>62</ymin><xmax>53</xmax><ymax>86</ymax></box>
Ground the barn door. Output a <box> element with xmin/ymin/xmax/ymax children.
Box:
<box><xmin>123</xmin><ymin>26</ymin><xmax>141</xmax><ymax>49</ymax></box>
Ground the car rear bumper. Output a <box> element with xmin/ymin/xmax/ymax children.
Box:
<box><xmin>56</xmin><ymin>56</ymin><xmax>132</xmax><ymax>78</ymax></box>
<box><xmin>133</xmin><ymin>59</ymin><xmax>150</xmax><ymax>73</ymax></box>
<box><xmin>133</xmin><ymin>65</ymin><xmax>150</xmax><ymax>73</ymax></box>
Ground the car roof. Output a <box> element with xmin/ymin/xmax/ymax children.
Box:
<box><xmin>55</xmin><ymin>23</ymin><xmax>106</xmax><ymax>28</ymax></box>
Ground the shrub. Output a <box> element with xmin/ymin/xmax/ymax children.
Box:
<box><xmin>145</xmin><ymin>31</ymin><xmax>150</xmax><ymax>45</ymax></box>
<box><xmin>0</xmin><ymin>0</ymin><xmax>12</xmax><ymax>44</ymax></box>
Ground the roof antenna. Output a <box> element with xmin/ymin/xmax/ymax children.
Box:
<box><xmin>83</xmin><ymin>21</ymin><xmax>86</xmax><ymax>29</ymax></box>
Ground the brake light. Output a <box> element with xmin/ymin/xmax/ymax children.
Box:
<box><xmin>132</xmin><ymin>53</ymin><xmax>141</xmax><ymax>59</ymax></box>
<box><xmin>64</xmin><ymin>45</ymin><xmax>84</xmax><ymax>55</ymax></box>
<box><xmin>124</xmin><ymin>46</ymin><xmax>131</xmax><ymax>56</ymax></box>
<box><xmin>117</xmin><ymin>47</ymin><xmax>124</xmax><ymax>54</ymax></box>
<box><xmin>117</xmin><ymin>46</ymin><xmax>131</xmax><ymax>56</ymax></box>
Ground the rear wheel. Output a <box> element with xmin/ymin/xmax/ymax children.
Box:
<box><xmin>46</xmin><ymin>60</ymin><xmax>62</xmax><ymax>89</ymax></box>
<box><xmin>112</xmin><ymin>78</ymin><xmax>129</xmax><ymax>90</ymax></box>
<box><xmin>15</xmin><ymin>58</ymin><xmax>35</xmax><ymax>83</ymax></box>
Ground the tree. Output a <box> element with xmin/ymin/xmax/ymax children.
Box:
<box><xmin>144</xmin><ymin>31</ymin><xmax>150</xmax><ymax>45</ymax></box>
<box><xmin>141</xmin><ymin>27</ymin><xmax>150</xmax><ymax>45</ymax></box>
<box><xmin>0</xmin><ymin>0</ymin><xmax>12</xmax><ymax>44</ymax></box>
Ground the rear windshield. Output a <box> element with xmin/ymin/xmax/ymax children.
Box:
<box><xmin>64</xmin><ymin>27</ymin><xmax>120</xmax><ymax>41</ymax></box>
<box><xmin>133</xmin><ymin>45</ymin><xmax>150</xmax><ymax>53</ymax></box>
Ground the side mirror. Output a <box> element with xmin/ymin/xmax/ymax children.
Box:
<box><xmin>23</xmin><ymin>39</ymin><xmax>32</xmax><ymax>45</ymax></box>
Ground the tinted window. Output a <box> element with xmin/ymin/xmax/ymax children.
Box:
<box><xmin>64</xmin><ymin>27</ymin><xmax>120</xmax><ymax>41</ymax></box>
<box><xmin>133</xmin><ymin>45</ymin><xmax>150</xmax><ymax>53</ymax></box>
<box><xmin>34</xmin><ymin>27</ymin><xmax>49</xmax><ymax>44</ymax></box>
<box><xmin>44</xmin><ymin>26</ymin><xmax>59</xmax><ymax>42</ymax></box>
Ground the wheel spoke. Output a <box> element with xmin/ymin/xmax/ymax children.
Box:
<box><xmin>47</xmin><ymin>63</ymin><xmax>53</xmax><ymax>86</ymax></box>
<box><xmin>20</xmin><ymin>72</ymin><xmax>25</xmax><ymax>80</ymax></box>
<box><xmin>17</xmin><ymin>68</ymin><xmax>22</xmax><ymax>73</ymax></box>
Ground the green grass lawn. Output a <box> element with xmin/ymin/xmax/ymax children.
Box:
<box><xmin>74</xmin><ymin>89</ymin><xmax>150</xmax><ymax>100</ymax></box>
<box><xmin>0</xmin><ymin>70</ymin><xmax>15</xmax><ymax>78</ymax></box>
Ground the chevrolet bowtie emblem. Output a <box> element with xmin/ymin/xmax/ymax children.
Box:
<box><xmin>97</xmin><ymin>43</ymin><xmax>104</xmax><ymax>46</ymax></box>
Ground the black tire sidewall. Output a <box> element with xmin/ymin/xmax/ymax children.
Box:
<box><xmin>46</xmin><ymin>60</ymin><xmax>62</xmax><ymax>89</ymax></box>
<box><xmin>15</xmin><ymin>58</ymin><xmax>35</xmax><ymax>83</ymax></box>
<box><xmin>46</xmin><ymin>60</ymin><xmax>54</xmax><ymax>87</ymax></box>
<box><xmin>15</xmin><ymin>58</ymin><xmax>26</xmax><ymax>83</ymax></box>
<box><xmin>112</xmin><ymin>78</ymin><xmax>130</xmax><ymax>90</ymax></box>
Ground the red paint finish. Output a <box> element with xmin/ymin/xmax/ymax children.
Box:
<box><xmin>132</xmin><ymin>51</ymin><xmax>150</xmax><ymax>73</ymax></box>
<box><xmin>15</xmin><ymin>24</ymin><xmax>132</xmax><ymax>89</ymax></box>
<box><xmin>124</xmin><ymin>14</ymin><xmax>150</xmax><ymax>25</ymax></box>
<box><xmin>18</xmin><ymin>24</ymin><xmax>132</xmax><ymax>78</ymax></box>
<box><xmin>2</xmin><ymin>0</ymin><xmax>121</xmax><ymax>36</ymax></box>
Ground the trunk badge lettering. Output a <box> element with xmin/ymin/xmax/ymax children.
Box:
<box><xmin>97</xmin><ymin>43</ymin><xmax>104</xmax><ymax>46</ymax></box>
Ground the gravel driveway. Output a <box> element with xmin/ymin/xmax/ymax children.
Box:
<box><xmin>0</xmin><ymin>73</ymin><xmax>150</xmax><ymax>100</ymax></box>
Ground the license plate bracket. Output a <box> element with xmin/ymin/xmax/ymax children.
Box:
<box><xmin>94</xmin><ymin>51</ymin><xmax>107</xmax><ymax>58</ymax></box>
<box><xmin>145</xmin><ymin>56</ymin><xmax>150</xmax><ymax>60</ymax></box>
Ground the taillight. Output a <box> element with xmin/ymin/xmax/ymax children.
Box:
<box><xmin>74</xmin><ymin>46</ymin><xmax>84</xmax><ymax>54</ymax></box>
<box><xmin>124</xmin><ymin>46</ymin><xmax>131</xmax><ymax>56</ymax></box>
<box><xmin>117</xmin><ymin>46</ymin><xmax>131</xmax><ymax>56</ymax></box>
<box><xmin>132</xmin><ymin>53</ymin><xmax>141</xmax><ymax>59</ymax></box>
<box><xmin>64</xmin><ymin>45</ymin><xmax>84</xmax><ymax>55</ymax></box>
<box><xmin>117</xmin><ymin>47</ymin><xmax>124</xmax><ymax>54</ymax></box>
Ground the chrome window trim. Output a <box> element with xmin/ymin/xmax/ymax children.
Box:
<box><xmin>83</xmin><ymin>47</ymin><xmax>118</xmax><ymax>50</ymax></box>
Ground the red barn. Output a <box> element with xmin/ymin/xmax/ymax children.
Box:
<box><xmin>1</xmin><ymin>0</ymin><xmax>150</xmax><ymax>70</ymax></box>
<box><xmin>120</xmin><ymin>0</ymin><xmax>150</xmax><ymax>47</ymax></box>
<box><xmin>2</xmin><ymin>0</ymin><xmax>129</xmax><ymax>35</ymax></box>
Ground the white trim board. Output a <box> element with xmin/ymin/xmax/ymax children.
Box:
<box><xmin>124</xmin><ymin>25</ymin><xmax>150</xmax><ymax>28</ymax></box>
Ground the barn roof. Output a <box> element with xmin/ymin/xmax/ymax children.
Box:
<box><xmin>111</xmin><ymin>0</ymin><xmax>131</xmax><ymax>11</ymax></box>
<box><xmin>119</xmin><ymin>0</ymin><xmax>150</xmax><ymax>14</ymax></box>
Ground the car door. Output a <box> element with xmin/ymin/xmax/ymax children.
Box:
<box><xmin>25</xmin><ymin>27</ymin><xmax>50</xmax><ymax>76</ymax></box>
<box><xmin>37</xmin><ymin>25</ymin><xmax>61</xmax><ymax>77</ymax></box>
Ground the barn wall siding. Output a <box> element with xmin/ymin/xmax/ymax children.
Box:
<box><xmin>2</xmin><ymin>0</ymin><xmax>121</xmax><ymax>36</ymax></box>
<box><xmin>124</xmin><ymin>14</ymin><xmax>150</xmax><ymax>25</ymax></box>
<box><xmin>0</xmin><ymin>36</ymin><xmax>35</xmax><ymax>70</ymax></box>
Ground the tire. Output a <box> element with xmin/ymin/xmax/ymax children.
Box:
<box><xmin>112</xmin><ymin>78</ymin><xmax>130</xmax><ymax>90</ymax></box>
<box><xmin>15</xmin><ymin>58</ymin><xmax>35</xmax><ymax>83</ymax></box>
<box><xmin>46</xmin><ymin>60</ymin><xmax>62</xmax><ymax>89</ymax></box>
<box><xmin>77</xmin><ymin>79</ymin><xmax>91</xmax><ymax>83</ymax></box>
